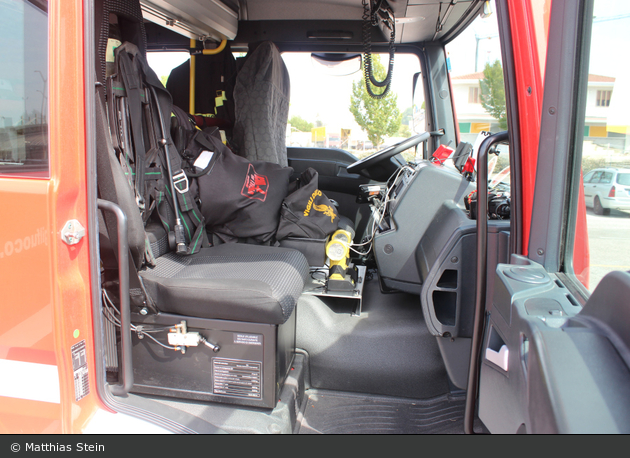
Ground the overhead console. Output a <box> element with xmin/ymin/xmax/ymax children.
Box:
<box><xmin>140</xmin><ymin>0</ymin><xmax>239</xmax><ymax>41</ymax></box>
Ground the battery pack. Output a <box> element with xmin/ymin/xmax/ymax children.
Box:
<box><xmin>129</xmin><ymin>311</ymin><xmax>296</xmax><ymax>409</ymax></box>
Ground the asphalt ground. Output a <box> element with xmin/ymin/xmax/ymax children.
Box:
<box><xmin>584</xmin><ymin>208</ymin><xmax>630</xmax><ymax>291</ymax></box>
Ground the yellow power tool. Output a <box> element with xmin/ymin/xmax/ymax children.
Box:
<box><xmin>326</xmin><ymin>229</ymin><xmax>357</xmax><ymax>291</ymax></box>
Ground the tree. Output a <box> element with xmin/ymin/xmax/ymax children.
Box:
<box><xmin>479</xmin><ymin>60</ymin><xmax>507</xmax><ymax>130</ymax></box>
<box><xmin>397</xmin><ymin>123</ymin><xmax>411</xmax><ymax>137</ymax></box>
<box><xmin>289</xmin><ymin>115</ymin><xmax>314</xmax><ymax>132</ymax></box>
<box><xmin>349</xmin><ymin>55</ymin><xmax>401</xmax><ymax>148</ymax></box>
<box><xmin>401</xmin><ymin>106</ymin><xmax>413</xmax><ymax>125</ymax></box>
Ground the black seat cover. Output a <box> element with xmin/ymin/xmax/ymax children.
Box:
<box><xmin>232</xmin><ymin>41</ymin><xmax>290</xmax><ymax>167</ymax></box>
<box><xmin>140</xmin><ymin>244</ymin><xmax>308</xmax><ymax>324</ymax></box>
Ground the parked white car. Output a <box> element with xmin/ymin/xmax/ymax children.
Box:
<box><xmin>583</xmin><ymin>167</ymin><xmax>630</xmax><ymax>215</ymax></box>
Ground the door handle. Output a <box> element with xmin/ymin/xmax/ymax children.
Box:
<box><xmin>485</xmin><ymin>345</ymin><xmax>509</xmax><ymax>371</ymax></box>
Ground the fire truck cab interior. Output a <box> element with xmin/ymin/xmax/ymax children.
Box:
<box><xmin>89</xmin><ymin>0</ymin><xmax>495</xmax><ymax>434</ymax></box>
<box><xmin>70</xmin><ymin>0</ymin><xmax>630</xmax><ymax>434</ymax></box>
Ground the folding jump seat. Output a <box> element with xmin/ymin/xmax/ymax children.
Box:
<box><xmin>95</xmin><ymin>0</ymin><xmax>309</xmax><ymax>409</ymax></box>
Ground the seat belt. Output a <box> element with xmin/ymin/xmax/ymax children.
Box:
<box><xmin>148</xmin><ymin>84</ymin><xmax>209</xmax><ymax>255</ymax></box>
<box><xmin>96</xmin><ymin>83</ymin><xmax>156</xmax><ymax>313</ymax></box>
<box><xmin>108</xmin><ymin>41</ymin><xmax>208</xmax><ymax>256</ymax></box>
<box><xmin>117</xmin><ymin>49</ymin><xmax>148</xmax><ymax>211</ymax></box>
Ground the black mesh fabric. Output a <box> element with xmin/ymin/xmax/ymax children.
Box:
<box><xmin>140</xmin><ymin>244</ymin><xmax>309</xmax><ymax>324</ymax></box>
<box><xmin>146</xmin><ymin>222</ymin><xmax>170</xmax><ymax>259</ymax></box>
<box><xmin>96</xmin><ymin>0</ymin><xmax>147</xmax><ymax>86</ymax></box>
<box><xmin>232</xmin><ymin>42</ymin><xmax>290</xmax><ymax>167</ymax></box>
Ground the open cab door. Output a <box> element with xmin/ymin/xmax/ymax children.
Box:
<box><xmin>474</xmin><ymin>0</ymin><xmax>630</xmax><ymax>433</ymax></box>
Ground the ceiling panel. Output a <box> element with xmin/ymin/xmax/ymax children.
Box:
<box><xmin>140</xmin><ymin>0</ymin><xmax>481</xmax><ymax>44</ymax></box>
<box><xmin>400</xmin><ymin>1</ymin><xmax>475</xmax><ymax>43</ymax></box>
<box><xmin>244</xmin><ymin>0</ymin><xmax>409</xmax><ymax>21</ymax></box>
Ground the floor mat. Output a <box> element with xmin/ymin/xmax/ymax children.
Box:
<box><xmin>296</xmin><ymin>390</ymin><xmax>467</xmax><ymax>434</ymax></box>
<box><xmin>296</xmin><ymin>276</ymin><xmax>450</xmax><ymax>400</ymax></box>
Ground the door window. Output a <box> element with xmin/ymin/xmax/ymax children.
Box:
<box><xmin>568</xmin><ymin>0</ymin><xmax>630</xmax><ymax>291</ymax></box>
<box><xmin>445</xmin><ymin>1</ymin><xmax>510</xmax><ymax>192</ymax></box>
<box><xmin>0</xmin><ymin>0</ymin><xmax>49</xmax><ymax>177</ymax></box>
<box><xmin>599</xmin><ymin>172</ymin><xmax>612</xmax><ymax>184</ymax></box>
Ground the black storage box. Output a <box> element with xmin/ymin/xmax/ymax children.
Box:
<box><xmin>129</xmin><ymin>311</ymin><xmax>296</xmax><ymax>409</ymax></box>
<box><xmin>279</xmin><ymin>236</ymin><xmax>327</xmax><ymax>267</ymax></box>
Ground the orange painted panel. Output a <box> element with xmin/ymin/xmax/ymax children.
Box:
<box><xmin>0</xmin><ymin>0</ymin><xmax>107</xmax><ymax>433</ymax></box>
<box><xmin>508</xmin><ymin>0</ymin><xmax>550</xmax><ymax>255</ymax></box>
<box><xmin>47</xmin><ymin>0</ymin><xmax>105</xmax><ymax>433</ymax></box>
<box><xmin>0</xmin><ymin>397</ymin><xmax>62</xmax><ymax>434</ymax></box>
<box><xmin>0</xmin><ymin>180</ymin><xmax>54</xmax><ymax>346</ymax></box>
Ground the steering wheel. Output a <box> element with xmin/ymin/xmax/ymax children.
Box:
<box><xmin>346</xmin><ymin>132</ymin><xmax>431</xmax><ymax>175</ymax></box>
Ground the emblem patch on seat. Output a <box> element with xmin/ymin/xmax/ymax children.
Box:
<box><xmin>241</xmin><ymin>164</ymin><xmax>269</xmax><ymax>201</ymax></box>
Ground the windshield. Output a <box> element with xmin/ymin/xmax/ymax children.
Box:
<box><xmin>282</xmin><ymin>52</ymin><xmax>422</xmax><ymax>161</ymax></box>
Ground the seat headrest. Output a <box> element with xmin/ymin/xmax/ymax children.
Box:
<box><xmin>95</xmin><ymin>0</ymin><xmax>147</xmax><ymax>87</ymax></box>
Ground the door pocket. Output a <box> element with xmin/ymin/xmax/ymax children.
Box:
<box><xmin>485</xmin><ymin>325</ymin><xmax>509</xmax><ymax>373</ymax></box>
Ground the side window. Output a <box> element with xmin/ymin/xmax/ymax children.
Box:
<box><xmin>446</xmin><ymin>5</ymin><xmax>504</xmax><ymax>142</ymax></box>
<box><xmin>584</xmin><ymin>171</ymin><xmax>595</xmax><ymax>183</ymax></box>
<box><xmin>0</xmin><ymin>0</ymin><xmax>49</xmax><ymax>178</ymax></box>
<box><xmin>599</xmin><ymin>172</ymin><xmax>612</xmax><ymax>184</ymax></box>
<box><xmin>147</xmin><ymin>51</ymin><xmax>190</xmax><ymax>87</ymax></box>
<box><xmin>445</xmin><ymin>2</ymin><xmax>509</xmax><ymax>188</ymax></box>
<box><xmin>569</xmin><ymin>0</ymin><xmax>630</xmax><ymax>291</ymax></box>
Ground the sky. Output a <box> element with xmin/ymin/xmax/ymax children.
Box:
<box><xmin>589</xmin><ymin>1</ymin><xmax>630</xmax><ymax>79</ymax></box>
<box><xmin>445</xmin><ymin>3</ymin><xmax>502</xmax><ymax>76</ymax></box>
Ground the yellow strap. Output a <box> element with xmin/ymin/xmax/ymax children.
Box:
<box><xmin>189</xmin><ymin>39</ymin><xmax>196</xmax><ymax>114</ymax></box>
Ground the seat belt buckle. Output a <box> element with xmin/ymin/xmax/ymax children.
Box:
<box><xmin>136</xmin><ymin>194</ymin><xmax>146</xmax><ymax>210</ymax></box>
<box><xmin>172</xmin><ymin>170</ymin><xmax>189</xmax><ymax>194</ymax></box>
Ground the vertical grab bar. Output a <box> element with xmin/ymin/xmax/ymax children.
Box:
<box><xmin>464</xmin><ymin>131</ymin><xmax>509</xmax><ymax>434</ymax></box>
<box><xmin>98</xmin><ymin>199</ymin><xmax>134</xmax><ymax>396</ymax></box>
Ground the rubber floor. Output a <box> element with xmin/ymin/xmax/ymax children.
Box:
<box><xmin>296</xmin><ymin>390</ymin><xmax>467</xmax><ymax>434</ymax></box>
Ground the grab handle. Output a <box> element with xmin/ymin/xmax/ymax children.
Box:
<box><xmin>98</xmin><ymin>199</ymin><xmax>134</xmax><ymax>396</ymax></box>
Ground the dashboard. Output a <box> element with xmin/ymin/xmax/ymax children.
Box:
<box><xmin>356</xmin><ymin>159</ymin><xmax>511</xmax><ymax>345</ymax></box>
<box><xmin>359</xmin><ymin>161</ymin><xmax>475</xmax><ymax>291</ymax></box>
